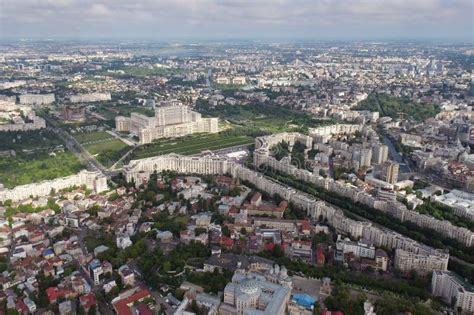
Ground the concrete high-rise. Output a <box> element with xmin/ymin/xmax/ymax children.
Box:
<box><xmin>372</xmin><ymin>145</ymin><xmax>389</xmax><ymax>165</ymax></box>
<box><xmin>381</xmin><ymin>161</ymin><xmax>399</xmax><ymax>184</ymax></box>
<box><xmin>359</xmin><ymin>148</ymin><xmax>372</xmax><ymax>168</ymax></box>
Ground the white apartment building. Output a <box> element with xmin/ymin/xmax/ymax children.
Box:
<box><xmin>19</xmin><ymin>93</ymin><xmax>55</xmax><ymax>105</ymax></box>
<box><xmin>116</xmin><ymin>105</ymin><xmax>218</xmax><ymax>144</ymax></box>
<box><xmin>0</xmin><ymin>170</ymin><xmax>107</xmax><ymax>202</ymax></box>
<box><xmin>433</xmin><ymin>189</ymin><xmax>474</xmax><ymax>221</ymax></box>
<box><xmin>232</xmin><ymin>77</ymin><xmax>246</xmax><ymax>85</ymax></box>
<box><xmin>69</xmin><ymin>92</ymin><xmax>111</xmax><ymax>103</ymax></box>
<box><xmin>253</xmin><ymin>132</ymin><xmax>313</xmax><ymax>167</ymax></box>
<box><xmin>359</xmin><ymin>148</ymin><xmax>372</xmax><ymax>168</ymax></box>
<box><xmin>216</xmin><ymin>77</ymin><xmax>230</xmax><ymax>84</ymax></box>
<box><xmin>88</xmin><ymin>259</ymin><xmax>103</xmax><ymax>285</ymax></box>
<box><xmin>0</xmin><ymin>115</ymin><xmax>45</xmax><ymax>132</ymax></box>
<box><xmin>432</xmin><ymin>270</ymin><xmax>474</xmax><ymax>312</ymax></box>
<box><xmin>372</xmin><ymin>145</ymin><xmax>389</xmax><ymax>165</ymax></box>
<box><xmin>394</xmin><ymin>248</ymin><xmax>449</xmax><ymax>276</ymax></box>
<box><xmin>337</xmin><ymin>237</ymin><xmax>376</xmax><ymax>259</ymax></box>
<box><xmin>309</xmin><ymin>124</ymin><xmax>363</xmax><ymax>143</ymax></box>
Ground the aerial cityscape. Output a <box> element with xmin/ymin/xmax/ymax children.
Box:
<box><xmin>0</xmin><ymin>1</ymin><xmax>473</xmax><ymax>315</ymax></box>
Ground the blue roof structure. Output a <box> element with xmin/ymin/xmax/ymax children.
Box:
<box><xmin>42</xmin><ymin>248</ymin><xmax>54</xmax><ymax>257</ymax></box>
<box><xmin>292</xmin><ymin>293</ymin><xmax>317</xmax><ymax>309</ymax></box>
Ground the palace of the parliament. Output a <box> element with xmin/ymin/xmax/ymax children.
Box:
<box><xmin>115</xmin><ymin>105</ymin><xmax>219</xmax><ymax>144</ymax></box>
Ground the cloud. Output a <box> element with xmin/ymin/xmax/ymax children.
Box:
<box><xmin>0</xmin><ymin>0</ymin><xmax>472</xmax><ymax>39</ymax></box>
<box><xmin>88</xmin><ymin>3</ymin><xmax>111</xmax><ymax>17</ymax></box>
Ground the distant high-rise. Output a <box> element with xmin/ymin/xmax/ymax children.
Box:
<box><xmin>381</xmin><ymin>161</ymin><xmax>399</xmax><ymax>184</ymax></box>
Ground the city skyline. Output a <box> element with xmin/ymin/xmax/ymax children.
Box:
<box><xmin>1</xmin><ymin>0</ymin><xmax>473</xmax><ymax>41</ymax></box>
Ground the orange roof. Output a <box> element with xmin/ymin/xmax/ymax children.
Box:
<box><xmin>113</xmin><ymin>288</ymin><xmax>152</xmax><ymax>315</ymax></box>
<box><xmin>297</xmin><ymin>220</ymin><xmax>311</xmax><ymax>231</ymax></box>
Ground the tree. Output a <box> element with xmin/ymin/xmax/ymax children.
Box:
<box><xmin>271</xmin><ymin>245</ymin><xmax>284</xmax><ymax>258</ymax></box>
<box><xmin>195</xmin><ymin>227</ymin><xmax>207</xmax><ymax>236</ymax></box>
<box><xmin>163</xmin><ymin>261</ymin><xmax>172</xmax><ymax>272</ymax></box>
<box><xmin>88</xmin><ymin>305</ymin><xmax>97</xmax><ymax>315</ymax></box>
<box><xmin>222</xmin><ymin>225</ymin><xmax>230</xmax><ymax>237</ymax></box>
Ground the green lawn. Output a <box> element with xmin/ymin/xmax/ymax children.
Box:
<box><xmin>73</xmin><ymin>131</ymin><xmax>114</xmax><ymax>144</ymax></box>
<box><xmin>84</xmin><ymin>139</ymin><xmax>129</xmax><ymax>167</ymax></box>
<box><xmin>0</xmin><ymin>130</ymin><xmax>83</xmax><ymax>188</ymax></box>
<box><xmin>132</xmin><ymin>133</ymin><xmax>254</xmax><ymax>160</ymax></box>
<box><xmin>195</xmin><ymin>101</ymin><xmax>335</xmax><ymax>133</ymax></box>
<box><xmin>94</xmin><ymin>105</ymin><xmax>155</xmax><ymax>121</ymax></box>
<box><xmin>0</xmin><ymin>152</ymin><xmax>83</xmax><ymax>188</ymax></box>
<box><xmin>104</xmin><ymin>65</ymin><xmax>186</xmax><ymax>78</ymax></box>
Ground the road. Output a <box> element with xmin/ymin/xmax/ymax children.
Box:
<box><xmin>383</xmin><ymin>135</ymin><xmax>411</xmax><ymax>173</ymax></box>
<box><xmin>41</xmin><ymin>113</ymin><xmax>120</xmax><ymax>177</ymax></box>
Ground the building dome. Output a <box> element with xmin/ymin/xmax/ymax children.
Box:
<box><xmin>274</xmin><ymin>264</ymin><xmax>280</xmax><ymax>274</ymax></box>
<box><xmin>280</xmin><ymin>266</ymin><xmax>288</xmax><ymax>277</ymax></box>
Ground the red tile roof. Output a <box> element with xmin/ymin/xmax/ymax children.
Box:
<box><xmin>112</xmin><ymin>288</ymin><xmax>152</xmax><ymax>315</ymax></box>
<box><xmin>221</xmin><ymin>236</ymin><xmax>234</xmax><ymax>248</ymax></box>
<box><xmin>80</xmin><ymin>293</ymin><xmax>97</xmax><ymax>310</ymax></box>
<box><xmin>136</xmin><ymin>303</ymin><xmax>154</xmax><ymax>315</ymax></box>
<box><xmin>46</xmin><ymin>287</ymin><xmax>71</xmax><ymax>303</ymax></box>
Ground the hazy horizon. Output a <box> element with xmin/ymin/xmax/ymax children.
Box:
<box><xmin>1</xmin><ymin>0</ymin><xmax>473</xmax><ymax>41</ymax></box>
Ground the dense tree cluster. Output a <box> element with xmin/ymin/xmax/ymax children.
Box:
<box><xmin>354</xmin><ymin>93</ymin><xmax>440</xmax><ymax>122</ymax></box>
<box><xmin>258</xmin><ymin>250</ymin><xmax>430</xmax><ymax>300</ymax></box>
<box><xmin>138</xmin><ymin>241</ymin><xmax>211</xmax><ymax>289</ymax></box>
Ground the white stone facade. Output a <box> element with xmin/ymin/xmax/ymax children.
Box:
<box><xmin>69</xmin><ymin>92</ymin><xmax>111</xmax><ymax>103</ymax></box>
<box><xmin>115</xmin><ymin>105</ymin><xmax>218</xmax><ymax>144</ymax></box>
<box><xmin>394</xmin><ymin>248</ymin><xmax>449</xmax><ymax>276</ymax></box>
<box><xmin>432</xmin><ymin>270</ymin><xmax>474</xmax><ymax>312</ymax></box>
<box><xmin>19</xmin><ymin>94</ymin><xmax>55</xmax><ymax>105</ymax></box>
<box><xmin>0</xmin><ymin>170</ymin><xmax>107</xmax><ymax>202</ymax></box>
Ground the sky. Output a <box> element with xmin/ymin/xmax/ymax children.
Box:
<box><xmin>0</xmin><ymin>0</ymin><xmax>473</xmax><ymax>41</ymax></box>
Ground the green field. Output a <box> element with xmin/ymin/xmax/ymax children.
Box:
<box><xmin>0</xmin><ymin>151</ymin><xmax>83</xmax><ymax>188</ymax></box>
<box><xmin>0</xmin><ymin>130</ymin><xmax>83</xmax><ymax>188</ymax></box>
<box><xmin>94</xmin><ymin>105</ymin><xmax>154</xmax><ymax>121</ymax></box>
<box><xmin>132</xmin><ymin>133</ymin><xmax>254</xmax><ymax>160</ymax></box>
<box><xmin>84</xmin><ymin>139</ymin><xmax>129</xmax><ymax>167</ymax></box>
<box><xmin>103</xmin><ymin>65</ymin><xmax>186</xmax><ymax>78</ymax></box>
<box><xmin>73</xmin><ymin>131</ymin><xmax>114</xmax><ymax>144</ymax></box>
<box><xmin>195</xmin><ymin>101</ymin><xmax>335</xmax><ymax>133</ymax></box>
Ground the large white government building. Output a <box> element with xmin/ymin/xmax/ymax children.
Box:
<box><xmin>115</xmin><ymin>105</ymin><xmax>218</xmax><ymax>144</ymax></box>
